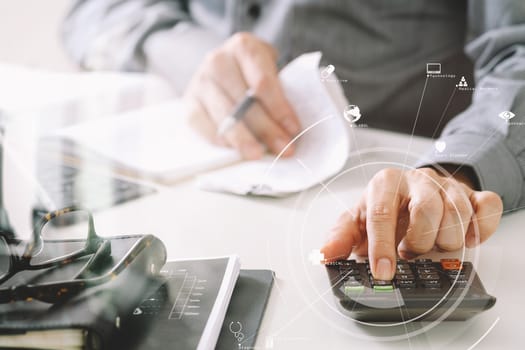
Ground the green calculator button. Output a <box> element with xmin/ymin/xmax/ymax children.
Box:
<box><xmin>373</xmin><ymin>285</ymin><xmax>394</xmax><ymax>292</ymax></box>
<box><xmin>344</xmin><ymin>283</ymin><xmax>365</xmax><ymax>295</ymax></box>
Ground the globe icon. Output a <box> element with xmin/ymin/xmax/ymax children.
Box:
<box><xmin>343</xmin><ymin>105</ymin><xmax>362</xmax><ymax>123</ymax></box>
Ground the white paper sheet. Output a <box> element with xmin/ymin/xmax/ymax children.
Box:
<box><xmin>54</xmin><ymin>101</ymin><xmax>241</xmax><ymax>183</ymax></box>
<box><xmin>197</xmin><ymin>52</ymin><xmax>350</xmax><ymax>196</ymax></box>
<box><xmin>53</xmin><ymin>52</ymin><xmax>350</xmax><ymax>195</ymax></box>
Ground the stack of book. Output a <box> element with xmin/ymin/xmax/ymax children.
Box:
<box><xmin>113</xmin><ymin>256</ymin><xmax>274</xmax><ymax>350</ymax></box>
<box><xmin>0</xmin><ymin>234</ymin><xmax>167</xmax><ymax>350</ymax></box>
<box><xmin>0</xmin><ymin>245</ymin><xmax>273</xmax><ymax>350</ymax></box>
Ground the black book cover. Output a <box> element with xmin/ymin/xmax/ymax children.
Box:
<box><xmin>112</xmin><ymin>267</ymin><xmax>273</xmax><ymax>350</ymax></box>
<box><xmin>0</xmin><ymin>234</ymin><xmax>166</xmax><ymax>350</ymax></box>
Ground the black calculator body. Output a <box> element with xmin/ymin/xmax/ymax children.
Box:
<box><xmin>326</xmin><ymin>259</ymin><xmax>496</xmax><ymax>322</ymax></box>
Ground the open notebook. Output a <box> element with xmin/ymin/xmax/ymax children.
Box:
<box><xmin>53</xmin><ymin>52</ymin><xmax>351</xmax><ymax>196</ymax></box>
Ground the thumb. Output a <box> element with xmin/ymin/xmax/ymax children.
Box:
<box><xmin>466</xmin><ymin>191</ymin><xmax>503</xmax><ymax>247</ymax></box>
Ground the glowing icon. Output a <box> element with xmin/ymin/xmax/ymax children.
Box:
<box><xmin>229</xmin><ymin>321</ymin><xmax>245</xmax><ymax>342</ymax></box>
<box><xmin>320</xmin><ymin>64</ymin><xmax>335</xmax><ymax>79</ymax></box>
<box><xmin>435</xmin><ymin>141</ymin><xmax>446</xmax><ymax>153</ymax></box>
<box><xmin>499</xmin><ymin>110</ymin><xmax>515</xmax><ymax>122</ymax></box>
<box><xmin>456</xmin><ymin>76</ymin><xmax>468</xmax><ymax>88</ymax></box>
<box><xmin>343</xmin><ymin>105</ymin><xmax>362</xmax><ymax>123</ymax></box>
<box><xmin>308</xmin><ymin>249</ymin><xmax>325</xmax><ymax>265</ymax></box>
<box><xmin>133</xmin><ymin>308</ymin><xmax>143</xmax><ymax>315</ymax></box>
<box><xmin>426</xmin><ymin>63</ymin><xmax>441</xmax><ymax>75</ymax></box>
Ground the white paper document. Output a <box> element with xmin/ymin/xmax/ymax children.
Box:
<box><xmin>197</xmin><ymin>52</ymin><xmax>350</xmax><ymax>196</ymax></box>
<box><xmin>54</xmin><ymin>52</ymin><xmax>351</xmax><ymax>196</ymax></box>
<box><xmin>53</xmin><ymin>101</ymin><xmax>240</xmax><ymax>183</ymax></box>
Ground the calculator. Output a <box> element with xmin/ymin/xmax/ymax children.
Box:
<box><xmin>326</xmin><ymin>258</ymin><xmax>496</xmax><ymax>322</ymax></box>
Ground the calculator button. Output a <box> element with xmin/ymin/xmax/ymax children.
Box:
<box><xmin>373</xmin><ymin>284</ymin><xmax>394</xmax><ymax>292</ymax></box>
<box><xmin>422</xmin><ymin>280</ymin><xmax>441</xmax><ymax>288</ymax></box>
<box><xmin>417</xmin><ymin>263</ymin><xmax>434</xmax><ymax>268</ymax></box>
<box><xmin>343</xmin><ymin>281</ymin><xmax>365</xmax><ymax>295</ymax></box>
<box><xmin>451</xmin><ymin>279</ymin><xmax>468</xmax><ymax>288</ymax></box>
<box><xmin>344</xmin><ymin>280</ymin><xmax>363</xmax><ymax>286</ymax></box>
<box><xmin>395</xmin><ymin>274</ymin><xmax>414</xmax><ymax>280</ymax></box>
<box><xmin>371</xmin><ymin>279</ymin><xmax>393</xmax><ymax>285</ymax></box>
<box><xmin>340</xmin><ymin>268</ymin><xmax>360</xmax><ymax>276</ymax></box>
<box><xmin>441</xmin><ymin>258</ymin><xmax>463</xmax><ymax>270</ymax></box>
<box><xmin>396</xmin><ymin>280</ymin><xmax>416</xmax><ymax>288</ymax></box>
<box><xmin>371</xmin><ymin>279</ymin><xmax>394</xmax><ymax>291</ymax></box>
<box><xmin>396</xmin><ymin>263</ymin><xmax>411</xmax><ymax>270</ymax></box>
<box><xmin>419</xmin><ymin>274</ymin><xmax>440</xmax><ymax>281</ymax></box>
<box><xmin>415</xmin><ymin>258</ymin><xmax>432</xmax><ymax>264</ymax></box>
<box><xmin>415</xmin><ymin>259</ymin><xmax>433</xmax><ymax>268</ymax></box>
<box><xmin>446</xmin><ymin>270</ymin><xmax>466</xmax><ymax>278</ymax></box>
<box><xmin>339</xmin><ymin>260</ymin><xmax>357</xmax><ymax>267</ymax></box>
<box><xmin>343</xmin><ymin>275</ymin><xmax>362</xmax><ymax>282</ymax></box>
<box><xmin>340</xmin><ymin>264</ymin><xmax>357</xmax><ymax>269</ymax></box>
<box><xmin>397</xmin><ymin>267</ymin><xmax>413</xmax><ymax>274</ymax></box>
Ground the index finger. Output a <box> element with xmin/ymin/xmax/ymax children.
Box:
<box><xmin>366</xmin><ymin>171</ymin><xmax>404</xmax><ymax>280</ymax></box>
<box><xmin>234</xmin><ymin>42</ymin><xmax>301</xmax><ymax>135</ymax></box>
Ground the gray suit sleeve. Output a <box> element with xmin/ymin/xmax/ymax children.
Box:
<box><xmin>418</xmin><ymin>0</ymin><xmax>525</xmax><ymax>212</ymax></box>
<box><xmin>62</xmin><ymin>0</ymin><xmax>190</xmax><ymax>71</ymax></box>
<box><xmin>63</xmin><ymin>0</ymin><xmax>223</xmax><ymax>91</ymax></box>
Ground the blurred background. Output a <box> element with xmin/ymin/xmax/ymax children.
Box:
<box><xmin>0</xmin><ymin>0</ymin><xmax>168</xmax><ymax>238</ymax></box>
<box><xmin>0</xmin><ymin>0</ymin><xmax>73</xmax><ymax>70</ymax></box>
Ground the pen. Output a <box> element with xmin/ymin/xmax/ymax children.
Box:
<box><xmin>217</xmin><ymin>88</ymin><xmax>257</xmax><ymax>136</ymax></box>
<box><xmin>216</xmin><ymin>56</ymin><xmax>291</xmax><ymax>137</ymax></box>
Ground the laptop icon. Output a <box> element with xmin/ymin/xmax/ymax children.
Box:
<box><xmin>426</xmin><ymin>63</ymin><xmax>441</xmax><ymax>75</ymax></box>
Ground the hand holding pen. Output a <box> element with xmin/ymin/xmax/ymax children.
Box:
<box><xmin>183</xmin><ymin>32</ymin><xmax>301</xmax><ymax>159</ymax></box>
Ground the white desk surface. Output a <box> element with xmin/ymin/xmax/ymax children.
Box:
<box><xmin>2</xmin><ymin>66</ymin><xmax>524</xmax><ymax>350</ymax></box>
<box><xmin>86</xmin><ymin>138</ymin><xmax>523</xmax><ymax>350</ymax></box>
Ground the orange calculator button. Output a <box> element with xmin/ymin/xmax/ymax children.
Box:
<box><xmin>440</xmin><ymin>259</ymin><xmax>463</xmax><ymax>270</ymax></box>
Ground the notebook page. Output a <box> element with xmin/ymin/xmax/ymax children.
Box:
<box><xmin>53</xmin><ymin>102</ymin><xmax>241</xmax><ymax>183</ymax></box>
<box><xmin>197</xmin><ymin>52</ymin><xmax>350</xmax><ymax>196</ymax></box>
<box><xmin>52</xmin><ymin>52</ymin><xmax>349</xmax><ymax>191</ymax></box>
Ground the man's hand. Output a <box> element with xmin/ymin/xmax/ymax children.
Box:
<box><xmin>183</xmin><ymin>32</ymin><xmax>300</xmax><ymax>159</ymax></box>
<box><xmin>321</xmin><ymin>167</ymin><xmax>503</xmax><ymax>280</ymax></box>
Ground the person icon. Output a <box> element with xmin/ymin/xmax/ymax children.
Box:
<box><xmin>457</xmin><ymin>76</ymin><xmax>468</xmax><ymax>88</ymax></box>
